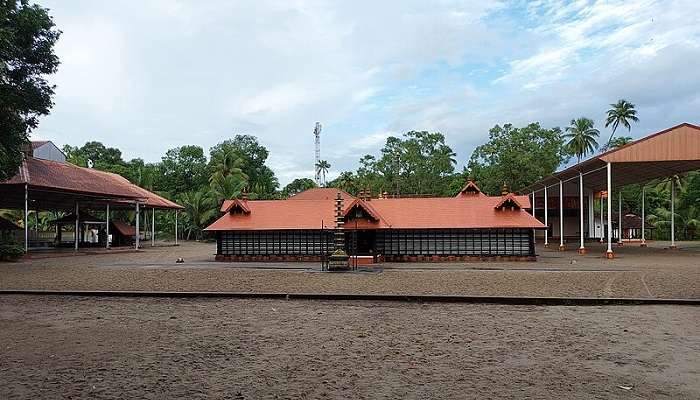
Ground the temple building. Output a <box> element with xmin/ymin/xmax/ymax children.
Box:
<box><xmin>205</xmin><ymin>180</ymin><xmax>545</xmax><ymax>262</ymax></box>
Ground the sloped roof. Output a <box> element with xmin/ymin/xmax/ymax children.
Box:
<box><xmin>205</xmin><ymin>188</ymin><xmax>542</xmax><ymax>231</ymax></box>
<box><xmin>456</xmin><ymin>180</ymin><xmax>485</xmax><ymax>197</ymax></box>
<box><xmin>111</xmin><ymin>220</ymin><xmax>136</xmax><ymax>236</ymax></box>
<box><xmin>1</xmin><ymin>157</ymin><xmax>182</xmax><ymax>210</ymax></box>
<box><xmin>520</xmin><ymin>123</ymin><xmax>700</xmax><ymax>194</ymax></box>
<box><xmin>493</xmin><ymin>193</ymin><xmax>525</xmax><ymax>209</ymax></box>
<box><xmin>220</xmin><ymin>198</ymin><xmax>251</xmax><ymax>213</ymax></box>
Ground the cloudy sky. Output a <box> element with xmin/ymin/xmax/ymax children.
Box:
<box><xmin>34</xmin><ymin>0</ymin><xmax>700</xmax><ymax>185</ymax></box>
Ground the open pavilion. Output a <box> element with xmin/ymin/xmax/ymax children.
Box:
<box><xmin>519</xmin><ymin>122</ymin><xmax>700</xmax><ymax>258</ymax></box>
<box><xmin>0</xmin><ymin>141</ymin><xmax>183</xmax><ymax>253</ymax></box>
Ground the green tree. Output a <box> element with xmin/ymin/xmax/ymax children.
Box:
<box><xmin>355</xmin><ymin>131</ymin><xmax>457</xmax><ymax>196</ymax></box>
<box><xmin>604</xmin><ymin>99</ymin><xmax>639</xmax><ymax>149</ymax></box>
<box><xmin>178</xmin><ymin>190</ymin><xmax>216</xmax><ymax>240</ymax></box>
<box><xmin>159</xmin><ymin>145</ymin><xmax>208</xmax><ymax>194</ymax></box>
<box><xmin>315</xmin><ymin>160</ymin><xmax>331</xmax><ymax>186</ymax></box>
<box><xmin>0</xmin><ymin>0</ymin><xmax>60</xmax><ymax>181</ymax></box>
<box><xmin>600</xmin><ymin>136</ymin><xmax>633</xmax><ymax>152</ymax></box>
<box><xmin>209</xmin><ymin>135</ymin><xmax>278</xmax><ymax>196</ymax></box>
<box><xmin>209</xmin><ymin>174</ymin><xmax>247</xmax><ymax>206</ymax></box>
<box><xmin>564</xmin><ymin>117</ymin><xmax>599</xmax><ymax>163</ymax></box>
<box><xmin>328</xmin><ymin>171</ymin><xmax>357</xmax><ymax>194</ymax></box>
<box><xmin>468</xmin><ymin>123</ymin><xmax>569</xmax><ymax>195</ymax></box>
<box><xmin>281</xmin><ymin>178</ymin><xmax>317</xmax><ymax>197</ymax></box>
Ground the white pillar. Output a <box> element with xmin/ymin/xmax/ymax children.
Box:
<box><xmin>587</xmin><ymin>191</ymin><xmax>594</xmax><ymax>238</ymax></box>
<box><xmin>24</xmin><ymin>184</ymin><xmax>28</xmax><ymax>252</ymax></box>
<box><xmin>559</xmin><ymin>180</ymin><xmax>564</xmax><ymax>251</ymax></box>
<box><xmin>74</xmin><ymin>202</ymin><xmax>79</xmax><ymax>251</ymax></box>
<box><xmin>544</xmin><ymin>185</ymin><xmax>549</xmax><ymax>247</ymax></box>
<box><xmin>106</xmin><ymin>203</ymin><xmax>110</xmax><ymax>249</ymax></box>
<box><xmin>670</xmin><ymin>179</ymin><xmax>676</xmax><ymax>249</ymax></box>
<box><xmin>135</xmin><ymin>202</ymin><xmax>140</xmax><ymax>249</ymax></box>
<box><xmin>531</xmin><ymin>191</ymin><xmax>536</xmax><ymax>244</ymax></box>
<box><xmin>175</xmin><ymin>210</ymin><xmax>178</xmax><ymax>245</ymax></box>
<box><xmin>641</xmin><ymin>187</ymin><xmax>646</xmax><ymax>246</ymax></box>
<box><xmin>600</xmin><ymin>194</ymin><xmax>604</xmax><ymax>242</ymax></box>
<box><xmin>618</xmin><ymin>194</ymin><xmax>623</xmax><ymax>244</ymax></box>
<box><xmin>151</xmin><ymin>208</ymin><xmax>155</xmax><ymax>247</ymax></box>
<box><xmin>606</xmin><ymin>162</ymin><xmax>613</xmax><ymax>258</ymax></box>
<box><xmin>579</xmin><ymin>173</ymin><xmax>585</xmax><ymax>254</ymax></box>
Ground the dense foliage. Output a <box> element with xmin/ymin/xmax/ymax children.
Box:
<box><xmin>329</xmin><ymin>131</ymin><xmax>459</xmax><ymax>197</ymax></box>
<box><xmin>466</xmin><ymin>123</ymin><xmax>570</xmax><ymax>195</ymax></box>
<box><xmin>0</xmin><ymin>0</ymin><xmax>60</xmax><ymax>180</ymax></box>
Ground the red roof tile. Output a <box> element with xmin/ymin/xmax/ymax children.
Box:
<box><xmin>2</xmin><ymin>157</ymin><xmax>182</xmax><ymax>209</ymax></box>
<box><xmin>205</xmin><ymin>188</ymin><xmax>543</xmax><ymax>231</ymax></box>
<box><xmin>111</xmin><ymin>220</ymin><xmax>136</xmax><ymax>236</ymax></box>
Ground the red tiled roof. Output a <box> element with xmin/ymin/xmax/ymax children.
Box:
<box><xmin>205</xmin><ymin>188</ymin><xmax>543</xmax><ymax>231</ymax></box>
<box><xmin>2</xmin><ymin>157</ymin><xmax>182</xmax><ymax>210</ymax></box>
<box><xmin>455</xmin><ymin>180</ymin><xmax>486</xmax><ymax>198</ymax></box>
<box><xmin>111</xmin><ymin>220</ymin><xmax>136</xmax><ymax>236</ymax></box>
<box><xmin>493</xmin><ymin>193</ymin><xmax>525</xmax><ymax>210</ymax></box>
<box><xmin>221</xmin><ymin>199</ymin><xmax>251</xmax><ymax>213</ymax></box>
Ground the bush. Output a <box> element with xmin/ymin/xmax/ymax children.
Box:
<box><xmin>0</xmin><ymin>237</ymin><xmax>24</xmax><ymax>262</ymax></box>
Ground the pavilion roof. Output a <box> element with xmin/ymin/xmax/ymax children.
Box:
<box><xmin>520</xmin><ymin>123</ymin><xmax>700</xmax><ymax>194</ymax></box>
<box><xmin>0</xmin><ymin>157</ymin><xmax>182</xmax><ymax>210</ymax></box>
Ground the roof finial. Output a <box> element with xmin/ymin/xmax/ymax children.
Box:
<box><xmin>501</xmin><ymin>182</ymin><xmax>509</xmax><ymax>196</ymax></box>
<box><xmin>241</xmin><ymin>187</ymin><xmax>248</xmax><ymax>201</ymax></box>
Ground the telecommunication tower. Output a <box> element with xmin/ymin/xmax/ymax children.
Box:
<box><xmin>313</xmin><ymin>122</ymin><xmax>322</xmax><ymax>185</ymax></box>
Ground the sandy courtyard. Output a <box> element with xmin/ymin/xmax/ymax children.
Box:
<box><xmin>0</xmin><ymin>295</ymin><xmax>698</xmax><ymax>399</ymax></box>
<box><xmin>1</xmin><ymin>241</ymin><xmax>699</xmax><ymax>298</ymax></box>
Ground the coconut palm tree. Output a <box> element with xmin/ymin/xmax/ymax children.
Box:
<box><xmin>335</xmin><ymin>171</ymin><xmax>356</xmax><ymax>193</ymax></box>
<box><xmin>209</xmin><ymin>174</ymin><xmax>247</xmax><ymax>207</ymax></box>
<box><xmin>600</xmin><ymin>136</ymin><xmax>633</xmax><ymax>152</ymax></box>
<box><xmin>178</xmin><ymin>190</ymin><xmax>216</xmax><ymax>240</ymax></box>
<box><xmin>604</xmin><ymin>99</ymin><xmax>639</xmax><ymax>149</ymax></box>
<box><xmin>564</xmin><ymin>117</ymin><xmax>600</xmax><ymax>163</ymax></box>
<box><xmin>316</xmin><ymin>160</ymin><xmax>331</xmax><ymax>186</ymax></box>
<box><xmin>210</xmin><ymin>149</ymin><xmax>248</xmax><ymax>184</ymax></box>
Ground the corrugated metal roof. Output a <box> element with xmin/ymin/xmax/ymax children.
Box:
<box><xmin>520</xmin><ymin>123</ymin><xmax>700</xmax><ymax>194</ymax></box>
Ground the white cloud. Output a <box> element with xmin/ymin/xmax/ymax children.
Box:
<box><xmin>32</xmin><ymin>0</ymin><xmax>700</xmax><ymax>186</ymax></box>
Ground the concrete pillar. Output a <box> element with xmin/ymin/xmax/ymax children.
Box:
<box><xmin>543</xmin><ymin>185</ymin><xmax>548</xmax><ymax>247</ymax></box>
<box><xmin>670</xmin><ymin>179</ymin><xmax>676</xmax><ymax>249</ymax></box>
<box><xmin>599</xmin><ymin>193</ymin><xmax>604</xmax><ymax>243</ymax></box>
<box><xmin>588</xmin><ymin>191</ymin><xmax>595</xmax><ymax>238</ymax></box>
<box><xmin>106</xmin><ymin>204</ymin><xmax>110</xmax><ymax>249</ymax></box>
<box><xmin>151</xmin><ymin>208</ymin><xmax>155</xmax><ymax>247</ymax></box>
<box><xmin>24</xmin><ymin>184</ymin><xmax>28</xmax><ymax>252</ymax></box>
<box><xmin>578</xmin><ymin>173</ymin><xmax>586</xmax><ymax>254</ymax></box>
<box><xmin>559</xmin><ymin>180</ymin><xmax>565</xmax><ymax>251</ymax></box>
<box><xmin>618</xmin><ymin>194</ymin><xmax>623</xmax><ymax>245</ymax></box>
<box><xmin>135</xmin><ymin>202</ymin><xmax>140</xmax><ymax>249</ymax></box>
<box><xmin>606</xmin><ymin>162</ymin><xmax>614</xmax><ymax>259</ymax></box>
<box><xmin>74</xmin><ymin>202</ymin><xmax>79</xmax><ymax>251</ymax></box>
<box><xmin>641</xmin><ymin>186</ymin><xmax>646</xmax><ymax>247</ymax></box>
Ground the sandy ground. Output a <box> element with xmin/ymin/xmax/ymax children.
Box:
<box><xmin>0</xmin><ymin>295</ymin><xmax>698</xmax><ymax>399</ymax></box>
<box><xmin>1</xmin><ymin>241</ymin><xmax>699</xmax><ymax>298</ymax></box>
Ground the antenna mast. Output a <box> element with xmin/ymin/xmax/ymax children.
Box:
<box><xmin>313</xmin><ymin>122</ymin><xmax>322</xmax><ymax>185</ymax></box>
